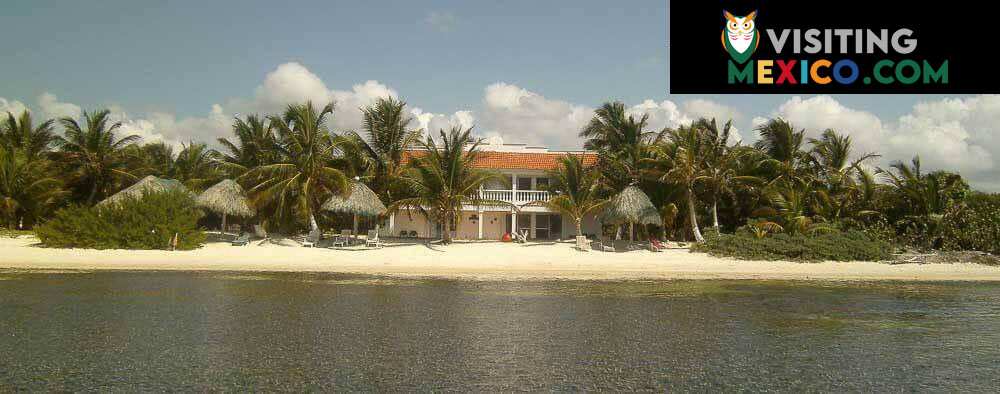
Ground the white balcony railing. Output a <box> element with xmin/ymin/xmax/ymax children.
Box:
<box><xmin>479</xmin><ymin>189</ymin><xmax>550</xmax><ymax>205</ymax></box>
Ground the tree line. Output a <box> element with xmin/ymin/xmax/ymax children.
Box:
<box><xmin>2</xmin><ymin>97</ymin><xmax>995</xmax><ymax>251</ymax></box>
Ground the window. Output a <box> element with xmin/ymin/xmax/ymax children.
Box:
<box><xmin>535</xmin><ymin>177</ymin><xmax>549</xmax><ymax>190</ymax></box>
<box><xmin>517</xmin><ymin>177</ymin><xmax>532</xmax><ymax>191</ymax></box>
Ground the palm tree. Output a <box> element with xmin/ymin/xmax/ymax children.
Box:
<box><xmin>695</xmin><ymin>144</ymin><xmax>761</xmax><ymax>233</ymax></box>
<box><xmin>392</xmin><ymin>126</ymin><xmax>509</xmax><ymax>244</ymax></box>
<box><xmin>807</xmin><ymin>129</ymin><xmax>879</xmax><ymax>220</ymax></box>
<box><xmin>579</xmin><ymin>101</ymin><xmax>659</xmax><ymax>186</ymax></box>
<box><xmin>2</xmin><ymin>111</ymin><xmax>57</xmax><ymax>161</ymax></box>
<box><xmin>173</xmin><ymin>142</ymin><xmax>221</xmax><ymax>191</ymax></box>
<box><xmin>877</xmin><ymin>156</ymin><xmax>968</xmax><ymax>225</ymax></box>
<box><xmin>240</xmin><ymin>102</ymin><xmax>349</xmax><ymax>233</ymax></box>
<box><xmin>217</xmin><ymin>114</ymin><xmax>278</xmax><ymax>177</ymax></box>
<box><xmin>536</xmin><ymin>155</ymin><xmax>608</xmax><ymax>237</ymax></box>
<box><xmin>345</xmin><ymin>97</ymin><xmax>422</xmax><ymax>203</ymax></box>
<box><xmin>754</xmin><ymin>118</ymin><xmax>811</xmax><ymax>188</ymax></box>
<box><xmin>0</xmin><ymin>146</ymin><xmax>63</xmax><ymax>228</ymax></box>
<box><xmin>650</xmin><ymin>125</ymin><xmax>707</xmax><ymax>242</ymax></box>
<box><xmin>56</xmin><ymin>110</ymin><xmax>142</xmax><ymax>205</ymax></box>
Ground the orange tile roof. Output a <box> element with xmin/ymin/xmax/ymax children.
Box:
<box><xmin>402</xmin><ymin>150</ymin><xmax>598</xmax><ymax>171</ymax></box>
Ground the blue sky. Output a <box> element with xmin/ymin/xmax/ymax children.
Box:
<box><xmin>2</xmin><ymin>1</ymin><xmax>997</xmax><ymax>189</ymax></box>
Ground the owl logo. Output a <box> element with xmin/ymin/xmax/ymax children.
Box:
<box><xmin>722</xmin><ymin>10</ymin><xmax>758</xmax><ymax>64</ymax></box>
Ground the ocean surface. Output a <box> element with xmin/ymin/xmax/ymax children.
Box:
<box><xmin>2</xmin><ymin>270</ymin><xmax>999</xmax><ymax>391</ymax></box>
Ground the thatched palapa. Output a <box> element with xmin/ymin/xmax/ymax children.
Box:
<box><xmin>196</xmin><ymin>179</ymin><xmax>255</xmax><ymax>218</ymax></box>
<box><xmin>321</xmin><ymin>181</ymin><xmax>387</xmax><ymax>216</ymax></box>
<box><xmin>322</xmin><ymin>181</ymin><xmax>386</xmax><ymax>240</ymax></box>
<box><xmin>196</xmin><ymin>179</ymin><xmax>254</xmax><ymax>235</ymax></box>
<box><xmin>600</xmin><ymin>186</ymin><xmax>663</xmax><ymax>226</ymax></box>
<box><xmin>97</xmin><ymin>175</ymin><xmax>190</xmax><ymax>207</ymax></box>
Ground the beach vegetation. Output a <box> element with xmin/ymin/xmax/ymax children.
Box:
<box><xmin>35</xmin><ymin>189</ymin><xmax>205</xmax><ymax>250</ymax></box>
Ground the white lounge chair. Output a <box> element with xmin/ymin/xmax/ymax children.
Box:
<box><xmin>598</xmin><ymin>236</ymin><xmax>615</xmax><ymax>252</ymax></box>
<box><xmin>302</xmin><ymin>229</ymin><xmax>320</xmax><ymax>247</ymax></box>
<box><xmin>332</xmin><ymin>229</ymin><xmax>350</xmax><ymax>247</ymax></box>
<box><xmin>232</xmin><ymin>233</ymin><xmax>250</xmax><ymax>246</ymax></box>
<box><xmin>366</xmin><ymin>230</ymin><xmax>382</xmax><ymax>248</ymax></box>
<box><xmin>514</xmin><ymin>229</ymin><xmax>528</xmax><ymax>243</ymax></box>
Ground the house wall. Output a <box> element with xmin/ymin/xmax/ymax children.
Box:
<box><xmin>560</xmin><ymin>213</ymin><xmax>601</xmax><ymax>238</ymax></box>
<box><xmin>390</xmin><ymin>211</ymin><xmax>430</xmax><ymax>238</ymax></box>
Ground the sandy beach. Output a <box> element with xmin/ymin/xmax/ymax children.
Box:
<box><xmin>2</xmin><ymin>235</ymin><xmax>999</xmax><ymax>281</ymax></box>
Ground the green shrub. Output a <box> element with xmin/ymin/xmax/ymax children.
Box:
<box><xmin>35</xmin><ymin>190</ymin><xmax>205</xmax><ymax>250</ymax></box>
<box><xmin>691</xmin><ymin>230</ymin><xmax>892</xmax><ymax>262</ymax></box>
<box><xmin>938</xmin><ymin>197</ymin><xmax>1000</xmax><ymax>255</ymax></box>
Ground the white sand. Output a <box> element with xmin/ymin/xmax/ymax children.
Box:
<box><xmin>2</xmin><ymin>236</ymin><xmax>999</xmax><ymax>281</ymax></box>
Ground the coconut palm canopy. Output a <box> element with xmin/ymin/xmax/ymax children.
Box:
<box><xmin>600</xmin><ymin>186</ymin><xmax>663</xmax><ymax>226</ymax></box>
<box><xmin>196</xmin><ymin>179</ymin><xmax>255</xmax><ymax>217</ymax></box>
<box><xmin>321</xmin><ymin>181</ymin><xmax>387</xmax><ymax>216</ymax></box>
<box><xmin>97</xmin><ymin>175</ymin><xmax>190</xmax><ymax>207</ymax></box>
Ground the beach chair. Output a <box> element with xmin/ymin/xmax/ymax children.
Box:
<box><xmin>514</xmin><ymin>229</ymin><xmax>528</xmax><ymax>243</ymax></box>
<box><xmin>332</xmin><ymin>232</ymin><xmax>348</xmax><ymax>247</ymax></box>
<box><xmin>340</xmin><ymin>229</ymin><xmax>352</xmax><ymax>244</ymax></box>
<box><xmin>231</xmin><ymin>232</ymin><xmax>250</xmax><ymax>246</ymax></box>
<box><xmin>366</xmin><ymin>230</ymin><xmax>383</xmax><ymax>248</ymax></box>
<box><xmin>598</xmin><ymin>236</ymin><xmax>615</xmax><ymax>252</ymax></box>
<box><xmin>408</xmin><ymin>230</ymin><xmax>417</xmax><ymax>238</ymax></box>
<box><xmin>399</xmin><ymin>230</ymin><xmax>408</xmax><ymax>238</ymax></box>
<box><xmin>302</xmin><ymin>229</ymin><xmax>320</xmax><ymax>247</ymax></box>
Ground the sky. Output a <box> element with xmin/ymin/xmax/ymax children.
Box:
<box><xmin>1</xmin><ymin>1</ymin><xmax>997</xmax><ymax>190</ymax></box>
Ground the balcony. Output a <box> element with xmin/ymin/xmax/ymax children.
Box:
<box><xmin>479</xmin><ymin>189</ymin><xmax>550</xmax><ymax>205</ymax></box>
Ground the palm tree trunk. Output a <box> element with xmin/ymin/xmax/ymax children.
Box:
<box><xmin>712</xmin><ymin>197</ymin><xmax>720</xmax><ymax>235</ymax></box>
<box><xmin>221</xmin><ymin>213</ymin><xmax>227</xmax><ymax>236</ymax></box>
<box><xmin>442</xmin><ymin>211</ymin><xmax>453</xmax><ymax>244</ymax></box>
<box><xmin>352</xmin><ymin>214</ymin><xmax>359</xmax><ymax>242</ymax></box>
<box><xmin>87</xmin><ymin>182</ymin><xmax>99</xmax><ymax>205</ymax></box>
<box><xmin>308</xmin><ymin>211</ymin><xmax>319</xmax><ymax>233</ymax></box>
<box><xmin>575</xmin><ymin>218</ymin><xmax>583</xmax><ymax>238</ymax></box>
<box><xmin>629</xmin><ymin>222</ymin><xmax>634</xmax><ymax>241</ymax></box>
<box><xmin>687</xmin><ymin>188</ymin><xmax>705</xmax><ymax>242</ymax></box>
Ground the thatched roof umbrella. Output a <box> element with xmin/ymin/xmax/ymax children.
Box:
<box><xmin>97</xmin><ymin>175</ymin><xmax>190</xmax><ymax>207</ymax></box>
<box><xmin>196</xmin><ymin>179</ymin><xmax>255</xmax><ymax>236</ymax></box>
<box><xmin>321</xmin><ymin>180</ymin><xmax>387</xmax><ymax>241</ymax></box>
<box><xmin>600</xmin><ymin>186</ymin><xmax>663</xmax><ymax>241</ymax></box>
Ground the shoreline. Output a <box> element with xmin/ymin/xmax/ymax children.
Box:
<box><xmin>3</xmin><ymin>236</ymin><xmax>1000</xmax><ymax>282</ymax></box>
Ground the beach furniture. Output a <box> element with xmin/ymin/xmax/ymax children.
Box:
<box><xmin>649</xmin><ymin>239</ymin><xmax>665</xmax><ymax>252</ymax></box>
<box><xmin>232</xmin><ymin>233</ymin><xmax>250</xmax><ymax>246</ymax></box>
<box><xmin>514</xmin><ymin>229</ymin><xmax>528</xmax><ymax>243</ymax></box>
<box><xmin>302</xmin><ymin>229</ymin><xmax>321</xmax><ymax>247</ymax></box>
<box><xmin>598</xmin><ymin>236</ymin><xmax>615</xmax><ymax>252</ymax></box>
<box><xmin>408</xmin><ymin>230</ymin><xmax>417</xmax><ymax>238</ymax></box>
<box><xmin>340</xmin><ymin>229</ymin><xmax>352</xmax><ymax>244</ymax></box>
<box><xmin>332</xmin><ymin>232</ymin><xmax>348</xmax><ymax>247</ymax></box>
<box><xmin>399</xmin><ymin>230</ymin><xmax>408</xmax><ymax>238</ymax></box>
<box><xmin>366</xmin><ymin>230</ymin><xmax>383</xmax><ymax>248</ymax></box>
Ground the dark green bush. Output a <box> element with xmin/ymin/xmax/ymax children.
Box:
<box><xmin>691</xmin><ymin>230</ymin><xmax>892</xmax><ymax>262</ymax></box>
<box><xmin>35</xmin><ymin>190</ymin><xmax>205</xmax><ymax>250</ymax></box>
<box><xmin>938</xmin><ymin>197</ymin><xmax>1000</xmax><ymax>255</ymax></box>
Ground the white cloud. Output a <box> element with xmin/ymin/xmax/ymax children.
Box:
<box><xmin>411</xmin><ymin>107</ymin><xmax>475</xmax><ymax>136</ymax></box>
<box><xmin>0</xmin><ymin>97</ymin><xmax>29</xmax><ymax>117</ymax></box>
<box><xmin>37</xmin><ymin>93</ymin><xmax>82</xmax><ymax>120</ymax></box>
<box><xmin>478</xmin><ymin>82</ymin><xmax>593</xmax><ymax>148</ymax></box>
<box><xmin>425</xmin><ymin>11</ymin><xmax>458</xmax><ymax>32</ymax></box>
<box><xmin>761</xmin><ymin>95</ymin><xmax>1000</xmax><ymax>191</ymax></box>
<box><xmin>680</xmin><ymin>99</ymin><xmax>743</xmax><ymax>143</ymax></box>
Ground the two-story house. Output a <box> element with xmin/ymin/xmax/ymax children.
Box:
<box><xmin>381</xmin><ymin>141</ymin><xmax>603</xmax><ymax>240</ymax></box>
